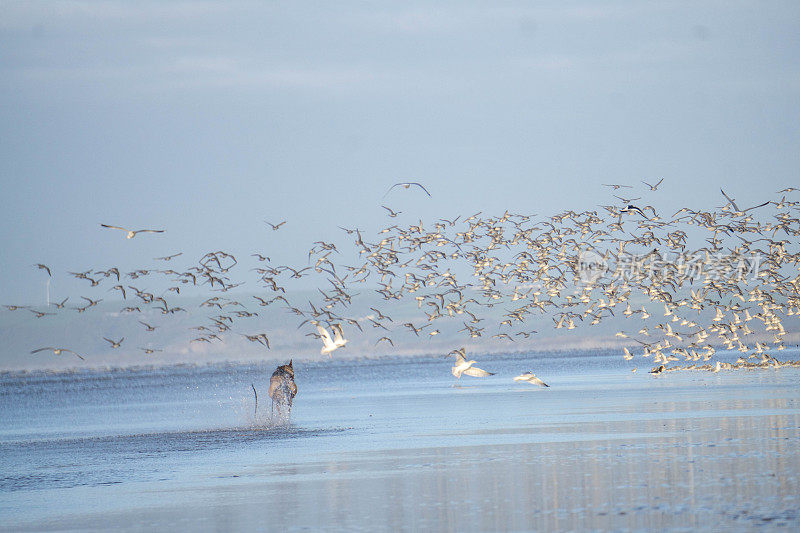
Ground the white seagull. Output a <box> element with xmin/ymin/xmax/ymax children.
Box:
<box><xmin>451</xmin><ymin>351</ymin><xmax>494</xmax><ymax>378</ymax></box>
<box><xmin>383</xmin><ymin>182</ymin><xmax>432</xmax><ymax>198</ymax></box>
<box><xmin>513</xmin><ymin>371</ymin><xmax>549</xmax><ymax>387</ymax></box>
<box><xmin>100</xmin><ymin>224</ymin><xmax>165</xmax><ymax>239</ymax></box>
<box><xmin>317</xmin><ymin>323</ymin><xmax>347</xmax><ymax>357</ymax></box>
<box><xmin>31</xmin><ymin>347</ymin><xmax>85</xmax><ymax>361</ymax></box>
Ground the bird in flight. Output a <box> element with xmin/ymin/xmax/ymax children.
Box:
<box><xmin>103</xmin><ymin>337</ymin><xmax>124</xmax><ymax>348</ymax></box>
<box><xmin>100</xmin><ymin>224</ymin><xmax>164</xmax><ymax>239</ymax></box>
<box><xmin>375</xmin><ymin>336</ymin><xmax>394</xmax><ymax>346</ymax></box>
<box><xmin>450</xmin><ymin>350</ymin><xmax>494</xmax><ymax>378</ymax></box>
<box><xmin>383</xmin><ymin>182</ymin><xmax>431</xmax><ymax>198</ymax></box>
<box><xmin>620</xmin><ymin>204</ymin><xmax>649</xmax><ymax>220</ymax></box>
<box><xmin>265</xmin><ymin>220</ymin><xmax>286</xmax><ymax>231</ymax></box>
<box><xmin>602</xmin><ymin>184</ymin><xmax>632</xmax><ymax>190</ymax></box>
<box><xmin>381</xmin><ymin>205</ymin><xmax>402</xmax><ymax>217</ymax></box>
<box><xmin>153</xmin><ymin>253</ymin><xmax>183</xmax><ymax>261</ymax></box>
<box><xmin>513</xmin><ymin>371</ymin><xmax>549</xmax><ymax>387</ymax></box>
<box><xmin>317</xmin><ymin>323</ymin><xmax>347</xmax><ymax>357</ymax></box>
<box><xmin>642</xmin><ymin>178</ymin><xmax>664</xmax><ymax>191</ymax></box>
<box><xmin>31</xmin><ymin>347</ymin><xmax>85</xmax><ymax>361</ymax></box>
<box><xmin>139</xmin><ymin>347</ymin><xmax>163</xmax><ymax>354</ymax></box>
<box><xmin>241</xmin><ymin>333</ymin><xmax>271</xmax><ymax>349</ymax></box>
<box><xmin>35</xmin><ymin>264</ymin><xmax>52</xmax><ymax>277</ymax></box>
<box><xmin>720</xmin><ymin>189</ymin><xmax>769</xmax><ymax>214</ymax></box>
<box><xmin>614</xmin><ymin>195</ymin><xmax>641</xmax><ymax>204</ymax></box>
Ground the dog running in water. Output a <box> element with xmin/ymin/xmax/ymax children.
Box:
<box><xmin>267</xmin><ymin>359</ymin><xmax>297</xmax><ymax>419</ymax></box>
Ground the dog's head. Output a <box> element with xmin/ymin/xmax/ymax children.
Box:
<box><xmin>281</xmin><ymin>359</ymin><xmax>294</xmax><ymax>377</ymax></box>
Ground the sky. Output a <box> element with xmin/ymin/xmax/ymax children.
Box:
<box><xmin>0</xmin><ymin>1</ymin><xmax>799</xmax><ymax>312</ymax></box>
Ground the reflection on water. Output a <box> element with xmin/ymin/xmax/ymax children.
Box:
<box><xmin>233</xmin><ymin>409</ymin><xmax>800</xmax><ymax>531</ymax></box>
<box><xmin>0</xmin><ymin>355</ymin><xmax>798</xmax><ymax>531</ymax></box>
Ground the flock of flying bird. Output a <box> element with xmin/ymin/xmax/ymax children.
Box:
<box><xmin>6</xmin><ymin>181</ymin><xmax>800</xmax><ymax>386</ymax></box>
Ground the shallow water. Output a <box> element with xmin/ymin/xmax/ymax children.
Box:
<box><xmin>1</xmin><ymin>352</ymin><xmax>799</xmax><ymax>531</ymax></box>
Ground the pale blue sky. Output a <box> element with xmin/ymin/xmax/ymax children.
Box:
<box><xmin>1</xmin><ymin>1</ymin><xmax>799</xmax><ymax>304</ymax></box>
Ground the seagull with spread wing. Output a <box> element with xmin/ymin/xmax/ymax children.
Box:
<box><xmin>265</xmin><ymin>220</ymin><xmax>286</xmax><ymax>231</ymax></box>
<box><xmin>383</xmin><ymin>182</ymin><xmax>431</xmax><ymax>198</ymax></box>
<box><xmin>100</xmin><ymin>224</ymin><xmax>164</xmax><ymax>239</ymax></box>
<box><xmin>450</xmin><ymin>349</ymin><xmax>494</xmax><ymax>378</ymax></box>
<box><xmin>35</xmin><ymin>263</ymin><xmax>52</xmax><ymax>277</ymax></box>
<box><xmin>642</xmin><ymin>178</ymin><xmax>664</xmax><ymax>191</ymax></box>
<box><xmin>719</xmin><ymin>189</ymin><xmax>769</xmax><ymax>214</ymax></box>
<box><xmin>31</xmin><ymin>347</ymin><xmax>85</xmax><ymax>361</ymax></box>
<box><xmin>513</xmin><ymin>371</ymin><xmax>549</xmax><ymax>387</ymax></box>
<box><xmin>317</xmin><ymin>323</ymin><xmax>347</xmax><ymax>357</ymax></box>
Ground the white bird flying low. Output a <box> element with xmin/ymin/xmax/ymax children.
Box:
<box><xmin>317</xmin><ymin>323</ymin><xmax>347</xmax><ymax>357</ymax></box>
<box><xmin>451</xmin><ymin>352</ymin><xmax>494</xmax><ymax>378</ymax></box>
<box><xmin>513</xmin><ymin>371</ymin><xmax>549</xmax><ymax>387</ymax></box>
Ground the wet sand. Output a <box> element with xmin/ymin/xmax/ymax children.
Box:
<box><xmin>1</xmin><ymin>354</ymin><xmax>799</xmax><ymax>531</ymax></box>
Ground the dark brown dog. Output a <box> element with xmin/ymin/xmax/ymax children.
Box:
<box><xmin>268</xmin><ymin>360</ymin><xmax>297</xmax><ymax>418</ymax></box>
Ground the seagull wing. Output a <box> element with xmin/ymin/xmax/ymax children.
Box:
<box><xmin>332</xmin><ymin>324</ymin><xmax>346</xmax><ymax>345</ymax></box>
<box><xmin>382</xmin><ymin>183</ymin><xmax>401</xmax><ymax>198</ymax></box>
<box><xmin>410</xmin><ymin>182</ymin><xmax>432</xmax><ymax>196</ymax></box>
<box><xmin>743</xmin><ymin>201</ymin><xmax>769</xmax><ymax>212</ymax></box>
<box><xmin>451</xmin><ymin>360</ymin><xmax>472</xmax><ymax>377</ymax></box>
<box><xmin>101</xmin><ymin>224</ymin><xmax>129</xmax><ymax>232</ymax></box>
<box><xmin>720</xmin><ymin>189</ymin><xmax>740</xmax><ymax>212</ymax></box>
<box><xmin>30</xmin><ymin>347</ymin><xmax>54</xmax><ymax>354</ymax></box>
<box><xmin>462</xmin><ymin>366</ymin><xmax>494</xmax><ymax>377</ymax></box>
<box><xmin>527</xmin><ymin>375</ymin><xmax>549</xmax><ymax>387</ymax></box>
<box><xmin>316</xmin><ymin>325</ymin><xmax>335</xmax><ymax>348</ymax></box>
<box><xmin>449</xmin><ymin>347</ymin><xmax>466</xmax><ymax>359</ymax></box>
<box><xmin>65</xmin><ymin>349</ymin><xmax>86</xmax><ymax>361</ymax></box>
<box><xmin>384</xmin><ymin>182</ymin><xmax>431</xmax><ymax>198</ymax></box>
